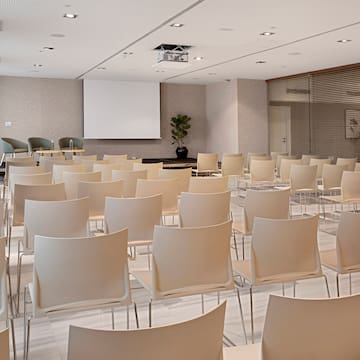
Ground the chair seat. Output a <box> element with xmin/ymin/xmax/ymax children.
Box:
<box><xmin>317</xmin><ymin>185</ymin><xmax>341</xmax><ymax>192</ymax></box>
<box><xmin>320</xmin><ymin>249</ymin><xmax>337</xmax><ymax>271</ymax></box>
<box><xmin>320</xmin><ymin>195</ymin><xmax>360</xmax><ymax>203</ymax></box>
<box><xmin>13</xmin><ymin>148</ymin><xmax>28</xmax><ymax>153</ymax></box>
<box><xmin>223</xmin><ymin>343</ymin><xmax>261</xmax><ymax>359</ymax></box>
<box><xmin>128</xmin><ymin>239</ymin><xmax>152</xmax><ymax>247</ymax></box>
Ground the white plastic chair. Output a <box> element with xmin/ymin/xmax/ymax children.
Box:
<box><xmin>336</xmin><ymin>157</ymin><xmax>357</xmax><ymax>171</ymax></box>
<box><xmin>279</xmin><ymin>158</ymin><xmax>303</xmax><ymax>182</ymax></box>
<box><xmin>103</xmin><ymin>154</ymin><xmax>128</xmax><ymax>162</ymax></box>
<box><xmin>67</xmin><ymin>302</ymin><xmax>226</xmax><ymax>360</ymax></box>
<box><xmin>112</xmin><ymin>169</ymin><xmax>147</xmax><ymax>197</ymax></box>
<box><xmin>133</xmin><ymin>162</ymin><xmax>163</xmax><ymax>179</ymax></box>
<box><xmin>221</xmin><ymin>153</ymin><xmax>244</xmax><ymax>177</ymax></box>
<box><xmin>93</xmin><ymin>163</ymin><xmax>124</xmax><ymax>181</ymax></box>
<box><xmin>63</xmin><ymin>171</ymin><xmax>101</xmax><ymax>199</ymax></box>
<box><xmin>232</xmin><ymin>215</ymin><xmax>330</xmax><ymax>343</ymax></box>
<box><xmin>24</xmin><ymin>229</ymin><xmax>134</xmax><ymax>359</ymax></box>
<box><xmin>192</xmin><ymin>153</ymin><xmax>219</xmax><ymax>176</ymax></box>
<box><xmin>158</xmin><ymin>167</ymin><xmax>192</xmax><ymax>193</ymax></box>
<box><xmin>188</xmin><ymin>176</ymin><xmax>228</xmax><ymax>193</ymax></box>
<box><xmin>38</xmin><ymin>157</ymin><xmax>72</xmax><ymax>172</ymax></box>
<box><xmin>52</xmin><ymin>164</ymin><xmax>86</xmax><ymax>183</ymax></box>
<box><xmin>309</xmin><ymin>158</ymin><xmax>331</xmax><ymax>178</ymax></box>
<box><xmin>249</xmin><ymin>160</ymin><xmax>275</xmax><ymax>184</ymax></box>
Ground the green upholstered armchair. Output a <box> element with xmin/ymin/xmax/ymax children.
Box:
<box><xmin>58</xmin><ymin>137</ymin><xmax>84</xmax><ymax>150</ymax></box>
<box><xmin>27</xmin><ymin>137</ymin><xmax>53</xmax><ymax>153</ymax></box>
<box><xmin>0</xmin><ymin>137</ymin><xmax>29</xmax><ymax>165</ymax></box>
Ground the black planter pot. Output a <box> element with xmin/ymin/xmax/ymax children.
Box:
<box><xmin>176</xmin><ymin>146</ymin><xmax>188</xmax><ymax>159</ymax></box>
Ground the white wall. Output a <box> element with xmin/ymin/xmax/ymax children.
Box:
<box><xmin>205</xmin><ymin>80</ymin><xmax>239</xmax><ymax>157</ymax></box>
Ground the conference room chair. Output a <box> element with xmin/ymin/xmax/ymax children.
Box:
<box><xmin>93</xmin><ymin>162</ymin><xmax>124</xmax><ymax>181</ymax></box>
<box><xmin>76</xmin><ymin>159</ymin><xmax>110</xmax><ymax>172</ymax></box>
<box><xmin>244</xmin><ymin>152</ymin><xmax>265</xmax><ymax>172</ymax></box>
<box><xmin>78</xmin><ymin>179</ymin><xmax>124</xmax><ymax>231</ymax></box>
<box><xmin>73</xmin><ymin>154</ymin><xmax>97</xmax><ymax>163</ymax></box>
<box><xmin>232</xmin><ymin>188</ymin><xmax>290</xmax><ymax>260</ymax></box>
<box><xmin>131</xmin><ymin>220</ymin><xmax>247</xmax><ymax>343</ymax></box>
<box><xmin>17</xmin><ymin>196</ymin><xmax>88</xmax><ymax>313</ymax></box>
<box><xmin>289</xmin><ymin>164</ymin><xmax>317</xmax><ymax>215</ymax></box>
<box><xmin>0</xmin><ymin>237</ymin><xmax>15</xmax><ymax>360</ymax></box>
<box><xmin>63</xmin><ymin>171</ymin><xmax>102</xmax><ymax>199</ymax></box>
<box><xmin>270</xmin><ymin>151</ymin><xmax>288</xmax><ymax>161</ymax></box>
<box><xmin>0</xmin><ymin>328</ymin><xmax>9</xmax><ymax>360</ymax></box>
<box><xmin>278</xmin><ymin>158</ymin><xmax>303</xmax><ymax>182</ymax></box>
<box><xmin>0</xmin><ymin>137</ymin><xmax>28</xmax><ymax>166</ymax></box>
<box><xmin>309</xmin><ymin>158</ymin><xmax>331</xmax><ymax>179</ymax></box>
<box><xmin>136</xmin><ymin>178</ymin><xmax>179</xmax><ymax>220</ymax></box>
<box><xmin>24</xmin><ymin>229</ymin><xmax>135</xmax><ymax>360</ymax></box>
<box><xmin>58</xmin><ymin>137</ymin><xmax>84</xmax><ymax>150</ymax></box>
<box><xmin>320</xmin><ymin>212</ymin><xmax>360</xmax><ymax>297</ymax></box>
<box><xmin>133</xmin><ymin>162</ymin><xmax>163</xmax><ymax>179</ymax></box>
<box><xmin>102</xmin><ymin>154</ymin><xmax>128</xmax><ymax>162</ymax></box>
<box><xmin>158</xmin><ymin>167</ymin><xmax>192</xmax><ymax>193</ymax></box>
<box><xmin>232</xmin><ymin>215</ymin><xmax>330</xmax><ymax>343</ymax></box>
<box><xmin>220</xmin><ymin>153</ymin><xmax>244</xmax><ymax>176</ymax></box>
<box><xmin>247</xmin><ymin>155</ymin><xmax>271</xmax><ymax>173</ymax></box>
<box><xmin>38</xmin><ymin>156</ymin><xmax>71</xmax><ymax>172</ymax></box>
<box><xmin>104</xmin><ymin>194</ymin><xmax>162</xmax><ymax>268</ymax></box>
<box><xmin>301</xmin><ymin>154</ymin><xmax>322</xmax><ymax>165</ymax></box>
<box><xmin>188</xmin><ymin>176</ymin><xmax>228</xmax><ymax>193</ymax></box>
<box><xmin>336</xmin><ymin>157</ymin><xmax>357</xmax><ymax>171</ymax></box>
<box><xmin>179</xmin><ymin>191</ymin><xmax>231</xmax><ymax>228</ymax></box>
<box><xmin>249</xmin><ymin>159</ymin><xmax>276</xmax><ymax>185</ymax></box>
<box><xmin>223</xmin><ymin>294</ymin><xmax>360</xmax><ymax>360</ymax></box>
<box><xmin>120</xmin><ymin>158</ymin><xmax>142</xmax><ymax>170</ymax></box>
<box><xmin>275</xmin><ymin>154</ymin><xmax>298</xmax><ymax>176</ymax></box>
<box><xmin>52</xmin><ymin>164</ymin><xmax>86</xmax><ymax>183</ymax></box>
<box><xmin>355</xmin><ymin>162</ymin><xmax>360</xmax><ymax>171</ymax></box>
<box><xmin>192</xmin><ymin>152</ymin><xmax>219</xmax><ymax>176</ymax></box>
<box><xmin>67</xmin><ymin>301</ymin><xmax>226</xmax><ymax>360</ymax></box>
<box><xmin>27</xmin><ymin>137</ymin><xmax>53</xmax><ymax>154</ymax></box>
<box><xmin>112</xmin><ymin>169</ymin><xmax>147</xmax><ymax>197</ymax></box>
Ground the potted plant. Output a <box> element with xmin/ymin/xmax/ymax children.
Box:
<box><xmin>170</xmin><ymin>114</ymin><xmax>191</xmax><ymax>159</ymax></box>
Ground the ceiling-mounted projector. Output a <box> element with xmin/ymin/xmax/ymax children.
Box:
<box><xmin>153</xmin><ymin>43</ymin><xmax>191</xmax><ymax>69</ymax></box>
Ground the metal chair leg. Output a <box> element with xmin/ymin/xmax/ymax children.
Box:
<box><xmin>111</xmin><ymin>308</ymin><xmax>115</xmax><ymax>329</ymax></box>
<box><xmin>242</xmin><ymin>235</ymin><xmax>245</xmax><ymax>260</ymax></box>
<box><xmin>201</xmin><ymin>294</ymin><xmax>205</xmax><ymax>314</ymax></box>
<box><xmin>349</xmin><ymin>273</ymin><xmax>352</xmax><ymax>295</ymax></box>
<box><xmin>250</xmin><ymin>286</ymin><xmax>254</xmax><ymax>344</ymax></box>
<box><xmin>236</xmin><ymin>288</ymin><xmax>248</xmax><ymax>344</ymax></box>
<box><xmin>293</xmin><ymin>282</ymin><xmax>296</xmax><ymax>297</ymax></box>
<box><xmin>148</xmin><ymin>300</ymin><xmax>152</xmax><ymax>328</ymax></box>
<box><xmin>336</xmin><ymin>273</ymin><xmax>340</xmax><ymax>297</ymax></box>
<box><xmin>324</xmin><ymin>275</ymin><xmax>331</xmax><ymax>298</ymax></box>
<box><xmin>134</xmin><ymin>303</ymin><xmax>139</xmax><ymax>329</ymax></box>
<box><xmin>233</xmin><ymin>232</ymin><xmax>239</xmax><ymax>260</ymax></box>
<box><xmin>10</xmin><ymin>317</ymin><xmax>16</xmax><ymax>360</ymax></box>
<box><xmin>126</xmin><ymin>305</ymin><xmax>129</xmax><ymax>329</ymax></box>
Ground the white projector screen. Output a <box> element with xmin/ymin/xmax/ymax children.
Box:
<box><xmin>83</xmin><ymin>80</ymin><xmax>161</xmax><ymax>139</ymax></box>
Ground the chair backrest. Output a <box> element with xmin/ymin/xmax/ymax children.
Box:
<box><xmin>341</xmin><ymin>171</ymin><xmax>360</xmax><ymax>200</ymax></box>
<box><xmin>58</xmin><ymin>137</ymin><xmax>84</xmax><ymax>150</ymax></box>
<box><xmin>0</xmin><ymin>200</ymin><xmax>6</xmax><ymax>237</ymax></box>
<box><xmin>179</xmin><ymin>191</ymin><xmax>230</xmax><ymax>227</ymax></box>
<box><xmin>279</xmin><ymin>158</ymin><xmax>303</xmax><ymax>181</ymax></box>
<box><xmin>321</xmin><ymin>164</ymin><xmax>346</xmax><ymax>190</ymax></box>
<box><xmin>270</xmin><ymin>151</ymin><xmax>288</xmax><ymax>161</ymax></box>
<box><xmin>28</xmin><ymin>137</ymin><xmax>52</xmax><ymax>152</ymax></box>
<box><xmin>79</xmin><ymin>159</ymin><xmax>110</xmax><ymax>172</ymax></box>
<box><xmin>1</xmin><ymin>137</ymin><xmax>28</xmax><ymax>153</ymax></box>
<box><xmin>248</xmin><ymin>155</ymin><xmax>271</xmax><ymax>172</ymax></box>
<box><xmin>24</xmin><ymin>197</ymin><xmax>89</xmax><ymax>251</ymax></box>
<box><xmin>136</xmin><ymin>179</ymin><xmax>178</xmax><ymax>213</ymax></box>
<box><xmin>52</xmin><ymin>164</ymin><xmax>86</xmax><ymax>183</ymax></box>
<box><xmin>221</xmin><ymin>153</ymin><xmax>244</xmax><ymax>176</ymax></box>
<box><xmin>309</xmin><ymin>158</ymin><xmax>332</xmax><ymax>178</ymax></box>
<box><xmin>301</xmin><ymin>154</ymin><xmax>322</xmax><ymax>165</ymax></box>
<box><xmin>73</xmin><ymin>154</ymin><xmax>97</xmax><ymax>163</ymax></box>
<box><xmin>112</xmin><ymin>169</ymin><xmax>147</xmax><ymax>197</ymax></box>
<box><xmin>246</xmin><ymin>152</ymin><xmax>266</xmax><ymax>170</ymax></box>
<box><xmin>289</xmin><ymin>165</ymin><xmax>317</xmax><ymax>192</ymax></box>
<box><xmin>158</xmin><ymin>167</ymin><xmax>192</xmax><ymax>193</ymax></box>
<box><xmin>244</xmin><ymin>188</ymin><xmax>290</xmax><ymax>234</ymax></box>
<box><xmin>104</xmin><ymin>194</ymin><xmax>162</xmax><ymax>242</ymax></box>
<box><xmin>0</xmin><ymin>237</ymin><xmax>7</xmax><ymax>322</ymax></box>
<box><xmin>102</xmin><ymin>154</ymin><xmax>128</xmax><ymax>162</ymax></box>
<box><xmin>336</xmin><ymin>157</ymin><xmax>357</xmax><ymax>171</ymax></box>
<box><xmin>63</xmin><ymin>171</ymin><xmax>101</xmax><ymax>199</ymax></box>
<box><xmin>250</xmin><ymin>160</ymin><xmax>275</xmax><ymax>182</ymax></box>
<box><xmin>32</xmin><ymin>229</ymin><xmax>130</xmax><ymax>317</ymax></box>
<box><xmin>93</xmin><ymin>163</ymin><xmax>124</xmax><ymax>181</ymax></box>
<box><xmin>133</xmin><ymin>162</ymin><xmax>163</xmax><ymax>179</ymax></box>
<box><xmin>251</xmin><ymin>216</ymin><xmax>321</xmax><ymax>285</ymax></box>
<box><xmin>355</xmin><ymin>162</ymin><xmax>360</xmax><ymax>172</ymax></box>
<box><xmin>0</xmin><ymin>329</ymin><xmax>9</xmax><ymax>360</ymax></box>
<box><xmin>38</xmin><ymin>157</ymin><xmax>71</xmax><ymax>172</ymax></box>
<box><xmin>67</xmin><ymin>302</ymin><xmax>226</xmax><ymax>360</ymax></box>
<box><xmin>196</xmin><ymin>153</ymin><xmax>218</xmax><ymax>172</ymax></box>
<box><xmin>120</xmin><ymin>158</ymin><xmax>142</xmax><ymax>170</ymax></box>
<box><xmin>151</xmin><ymin>221</ymin><xmax>233</xmax><ymax>299</ymax></box>
<box><xmin>336</xmin><ymin>212</ymin><xmax>360</xmax><ymax>273</ymax></box>
<box><xmin>4</xmin><ymin>158</ymin><xmax>36</xmax><ymax>186</ymax></box>
<box><xmin>188</xmin><ymin>176</ymin><xmax>228</xmax><ymax>193</ymax></box>
<box><xmin>262</xmin><ymin>294</ymin><xmax>360</xmax><ymax>360</ymax></box>
<box><xmin>276</xmin><ymin>155</ymin><xmax>298</xmax><ymax>173</ymax></box>
<box><xmin>13</xmin><ymin>183</ymin><xmax>67</xmax><ymax>227</ymax></box>
<box><xmin>78</xmin><ymin>180</ymin><xmax>124</xmax><ymax>217</ymax></box>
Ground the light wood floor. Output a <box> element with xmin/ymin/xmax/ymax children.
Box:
<box><xmin>6</xmin><ymin>191</ymin><xmax>359</xmax><ymax>359</ymax></box>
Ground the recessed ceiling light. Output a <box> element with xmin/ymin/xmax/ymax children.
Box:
<box><xmin>193</xmin><ymin>56</ymin><xmax>204</xmax><ymax>61</ymax></box>
<box><xmin>43</xmin><ymin>47</ymin><xmax>54</xmax><ymax>51</ymax></box>
<box><xmin>170</xmin><ymin>23</ymin><xmax>184</xmax><ymax>28</ymax></box>
<box><xmin>256</xmin><ymin>60</ymin><xmax>266</xmax><ymax>64</ymax></box>
<box><xmin>288</xmin><ymin>52</ymin><xmax>301</xmax><ymax>56</ymax></box>
<box><xmin>63</xmin><ymin>13</ymin><xmax>78</xmax><ymax>19</ymax></box>
<box><xmin>97</xmin><ymin>67</ymin><xmax>106</xmax><ymax>70</ymax></box>
<box><xmin>208</xmin><ymin>72</ymin><xmax>216</xmax><ymax>75</ymax></box>
<box><xmin>123</xmin><ymin>52</ymin><xmax>134</xmax><ymax>55</ymax></box>
<box><xmin>33</xmin><ymin>63</ymin><xmax>43</xmax><ymax>67</ymax></box>
<box><xmin>50</xmin><ymin>33</ymin><xmax>66</xmax><ymax>38</ymax></box>
<box><xmin>260</xmin><ymin>31</ymin><xmax>275</xmax><ymax>36</ymax></box>
<box><xmin>337</xmin><ymin>39</ymin><xmax>351</xmax><ymax>43</ymax></box>
<box><xmin>156</xmin><ymin>70</ymin><xmax>165</xmax><ymax>73</ymax></box>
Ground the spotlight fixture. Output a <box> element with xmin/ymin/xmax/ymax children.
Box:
<box><xmin>97</xmin><ymin>67</ymin><xmax>106</xmax><ymax>70</ymax></box>
<box><xmin>43</xmin><ymin>47</ymin><xmax>54</xmax><ymax>51</ymax></box>
<box><xmin>260</xmin><ymin>31</ymin><xmax>275</xmax><ymax>36</ymax></box>
<box><xmin>256</xmin><ymin>60</ymin><xmax>266</xmax><ymax>64</ymax></box>
<box><xmin>170</xmin><ymin>23</ymin><xmax>184</xmax><ymax>28</ymax></box>
<box><xmin>337</xmin><ymin>39</ymin><xmax>351</xmax><ymax>43</ymax></box>
<box><xmin>33</xmin><ymin>63</ymin><xmax>43</xmax><ymax>67</ymax></box>
<box><xmin>193</xmin><ymin>56</ymin><xmax>204</xmax><ymax>61</ymax></box>
<box><xmin>63</xmin><ymin>13</ymin><xmax>78</xmax><ymax>19</ymax></box>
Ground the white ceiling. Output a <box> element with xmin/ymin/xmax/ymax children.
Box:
<box><xmin>1</xmin><ymin>0</ymin><xmax>360</xmax><ymax>84</ymax></box>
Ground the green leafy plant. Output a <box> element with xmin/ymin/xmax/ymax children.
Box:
<box><xmin>170</xmin><ymin>114</ymin><xmax>191</xmax><ymax>147</ymax></box>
